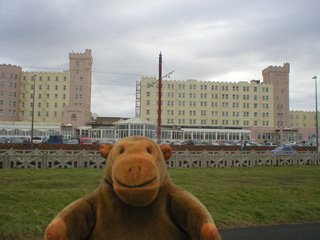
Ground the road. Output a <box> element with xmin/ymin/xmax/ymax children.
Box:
<box><xmin>219</xmin><ymin>223</ymin><xmax>320</xmax><ymax>240</ymax></box>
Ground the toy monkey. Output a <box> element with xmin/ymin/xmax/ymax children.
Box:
<box><xmin>45</xmin><ymin>136</ymin><xmax>221</xmax><ymax>240</ymax></box>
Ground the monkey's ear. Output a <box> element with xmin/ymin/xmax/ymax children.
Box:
<box><xmin>100</xmin><ymin>143</ymin><xmax>114</xmax><ymax>159</ymax></box>
<box><xmin>160</xmin><ymin>144</ymin><xmax>172</xmax><ymax>160</ymax></box>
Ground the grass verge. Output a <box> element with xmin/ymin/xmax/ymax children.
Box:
<box><xmin>0</xmin><ymin>166</ymin><xmax>319</xmax><ymax>239</ymax></box>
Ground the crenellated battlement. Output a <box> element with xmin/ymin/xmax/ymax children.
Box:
<box><xmin>0</xmin><ymin>64</ymin><xmax>22</xmax><ymax>69</ymax></box>
<box><xmin>69</xmin><ymin>49</ymin><xmax>92</xmax><ymax>59</ymax></box>
<box><xmin>262</xmin><ymin>63</ymin><xmax>290</xmax><ymax>74</ymax></box>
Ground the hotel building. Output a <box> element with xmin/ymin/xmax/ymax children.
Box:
<box><xmin>0</xmin><ymin>49</ymin><xmax>92</xmax><ymax>139</ymax></box>
<box><xmin>136</xmin><ymin>63</ymin><xmax>319</xmax><ymax>144</ymax></box>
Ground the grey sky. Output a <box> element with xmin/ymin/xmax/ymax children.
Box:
<box><xmin>1</xmin><ymin>0</ymin><xmax>319</xmax><ymax>117</ymax></box>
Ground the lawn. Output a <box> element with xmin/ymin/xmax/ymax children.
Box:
<box><xmin>0</xmin><ymin>166</ymin><xmax>319</xmax><ymax>240</ymax></box>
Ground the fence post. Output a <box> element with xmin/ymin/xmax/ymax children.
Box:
<box><xmin>293</xmin><ymin>152</ymin><xmax>297</xmax><ymax>166</ymax></box>
<box><xmin>4</xmin><ymin>152</ymin><xmax>9</xmax><ymax>169</ymax></box>
<box><xmin>250</xmin><ymin>150</ymin><xmax>255</xmax><ymax>167</ymax></box>
<box><xmin>43</xmin><ymin>152</ymin><xmax>48</xmax><ymax>169</ymax></box>
<box><xmin>227</xmin><ymin>151</ymin><xmax>231</xmax><ymax>168</ymax></box>
<box><xmin>201</xmin><ymin>150</ymin><xmax>206</xmax><ymax>168</ymax></box>
<box><xmin>79</xmin><ymin>149</ymin><xmax>85</xmax><ymax>168</ymax></box>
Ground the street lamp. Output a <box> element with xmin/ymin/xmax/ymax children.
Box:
<box><xmin>313</xmin><ymin>76</ymin><xmax>318</xmax><ymax>151</ymax></box>
<box><xmin>31</xmin><ymin>73</ymin><xmax>36</xmax><ymax>149</ymax></box>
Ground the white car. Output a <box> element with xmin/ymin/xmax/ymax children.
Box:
<box><xmin>32</xmin><ymin>137</ymin><xmax>42</xmax><ymax>144</ymax></box>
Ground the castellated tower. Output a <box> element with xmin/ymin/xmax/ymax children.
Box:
<box><xmin>0</xmin><ymin>64</ymin><xmax>22</xmax><ymax>121</ymax></box>
<box><xmin>262</xmin><ymin>63</ymin><xmax>290</xmax><ymax>128</ymax></box>
<box><xmin>63</xmin><ymin>49</ymin><xmax>93</xmax><ymax>129</ymax></box>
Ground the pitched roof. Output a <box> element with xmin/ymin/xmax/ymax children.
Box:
<box><xmin>114</xmin><ymin>117</ymin><xmax>155</xmax><ymax>125</ymax></box>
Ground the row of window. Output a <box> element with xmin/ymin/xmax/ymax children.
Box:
<box><xmin>1</xmin><ymin>73</ymin><xmax>19</xmax><ymax>79</ymax></box>
<box><xmin>147</xmin><ymin>92</ymin><xmax>270</xmax><ymax>101</ymax></box>
<box><xmin>0</xmin><ymin>91</ymin><xmax>17</xmax><ymax>97</ymax></box>
<box><xmin>21</xmin><ymin>110</ymin><xmax>61</xmax><ymax>117</ymax></box>
<box><xmin>0</xmin><ymin>82</ymin><xmax>18</xmax><ymax>88</ymax></box>
<box><xmin>290</xmin><ymin>115</ymin><xmax>317</xmax><ymax>120</ymax></box>
<box><xmin>157</xmin><ymin>118</ymin><xmax>269</xmax><ymax>126</ymax></box>
<box><xmin>0</xmin><ymin>100</ymin><xmax>16</xmax><ymax>106</ymax></box>
<box><xmin>23</xmin><ymin>76</ymin><xmax>68</xmax><ymax>82</ymax></box>
<box><xmin>150</xmin><ymin>82</ymin><xmax>269</xmax><ymax>92</ymax></box>
<box><xmin>22</xmin><ymin>84</ymin><xmax>70</xmax><ymax>91</ymax></box>
<box><xmin>21</xmin><ymin>102</ymin><xmax>65</xmax><ymax>108</ymax></box>
<box><xmin>146</xmin><ymin>109</ymin><xmax>271</xmax><ymax>118</ymax></box>
<box><xmin>0</xmin><ymin>109</ymin><xmax>16</xmax><ymax>115</ymax></box>
<box><xmin>147</xmin><ymin>100</ymin><xmax>270</xmax><ymax>109</ymax></box>
<box><xmin>21</xmin><ymin>93</ymin><xmax>67</xmax><ymax>100</ymax></box>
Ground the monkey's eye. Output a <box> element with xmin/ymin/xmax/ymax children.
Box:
<box><xmin>120</xmin><ymin>147</ymin><xmax>125</xmax><ymax>154</ymax></box>
<box><xmin>147</xmin><ymin>147</ymin><xmax>152</xmax><ymax>154</ymax></box>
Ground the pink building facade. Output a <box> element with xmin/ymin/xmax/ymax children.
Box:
<box><xmin>0</xmin><ymin>64</ymin><xmax>22</xmax><ymax>121</ymax></box>
<box><xmin>63</xmin><ymin>49</ymin><xmax>93</xmax><ymax>130</ymax></box>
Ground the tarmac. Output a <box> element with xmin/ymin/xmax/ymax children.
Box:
<box><xmin>219</xmin><ymin>222</ymin><xmax>320</xmax><ymax>240</ymax></box>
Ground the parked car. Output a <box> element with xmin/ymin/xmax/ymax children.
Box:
<box><xmin>0</xmin><ymin>138</ymin><xmax>8</xmax><ymax>143</ymax></box>
<box><xmin>97</xmin><ymin>140</ymin><xmax>115</xmax><ymax>145</ymax></box>
<box><xmin>80</xmin><ymin>137</ymin><xmax>93</xmax><ymax>145</ymax></box>
<box><xmin>185</xmin><ymin>140</ymin><xmax>203</xmax><ymax>145</ymax></box>
<box><xmin>48</xmin><ymin>135</ymin><xmax>63</xmax><ymax>144</ymax></box>
<box><xmin>66</xmin><ymin>138</ymin><xmax>79</xmax><ymax>144</ymax></box>
<box><xmin>32</xmin><ymin>137</ymin><xmax>42</xmax><ymax>144</ymax></box>
<box><xmin>11</xmin><ymin>138</ymin><xmax>27</xmax><ymax>143</ymax></box>
<box><xmin>246</xmin><ymin>141</ymin><xmax>262</xmax><ymax>146</ymax></box>
<box><xmin>270</xmin><ymin>146</ymin><xmax>295</xmax><ymax>154</ymax></box>
<box><xmin>263</xmin><ymin>142</ymin><xmax>278</xmax><ymax>146</ymax></box>
<box><xmin>170</xmin><ymin>141</ymin><xmax>182</xmax><ymax>146</ymax></box>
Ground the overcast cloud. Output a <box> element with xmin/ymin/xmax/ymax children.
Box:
<box><xmin>1</xmin><ymin>0</ymin><xmax>319</xmax><ymax>117</ymax></box>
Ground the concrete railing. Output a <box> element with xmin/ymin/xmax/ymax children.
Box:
<box><xmin>0</xmin><ymin>149</ymin><xmax>319</xmax><ymax>169</ymax></box>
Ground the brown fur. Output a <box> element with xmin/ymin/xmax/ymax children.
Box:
<box><xmin>45</xmin><ymin>136</ymin><xmax>221</xmax><ymax>240</ymax></box>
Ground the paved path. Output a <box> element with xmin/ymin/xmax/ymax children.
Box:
<box><xmin>219</xmin><ymin>222</ymin><xmax>320</xmax><ymax>240</ymax></box>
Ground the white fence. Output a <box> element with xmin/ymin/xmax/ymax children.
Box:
<box><xmin>0</xmin><ymin>149</ymin><xmax>319</xmax><ymax>169</ymax></box>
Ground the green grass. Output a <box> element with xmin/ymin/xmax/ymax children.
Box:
<box><xmin>0</xmin><ymin>166</ymin><xmax>319</xmax><ymax>239</ymax></box>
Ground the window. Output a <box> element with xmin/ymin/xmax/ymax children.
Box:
<box><xmin>56</xmin><ymin>77</ymin><xmax>59</xmax><ymax>81</ymax></box>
